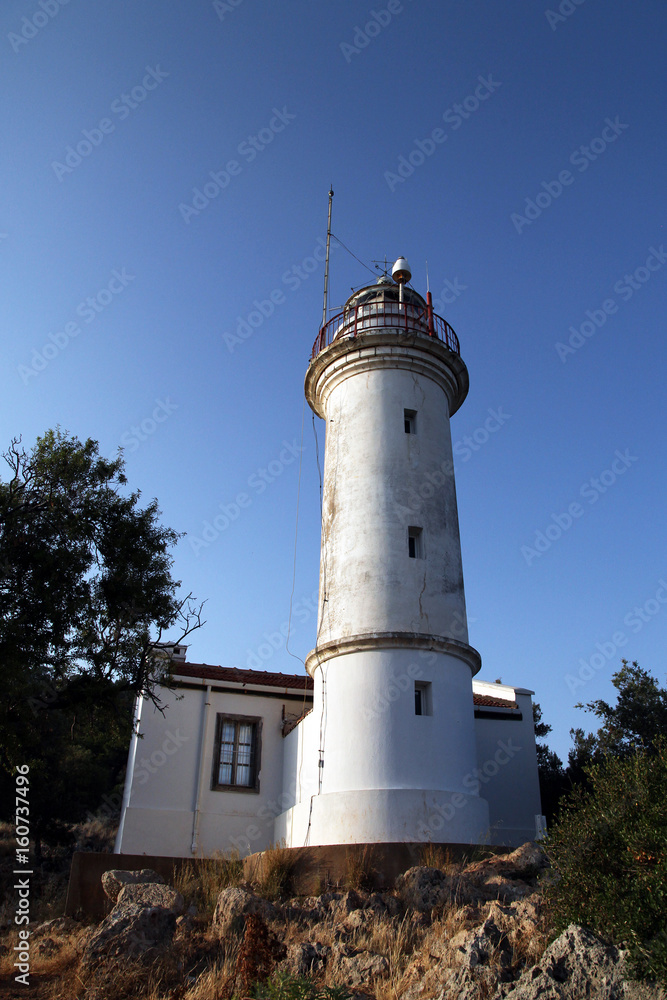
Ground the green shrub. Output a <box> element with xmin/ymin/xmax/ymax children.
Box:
<box><xmin>251</xmin><ymin>972</ymin><xmax>354</xmax><ymax>1000</ymax></box>
<box><xmin>545</xmin><ymin>739</ymin><xmax>667</xmax><ymax>982</ymax></box>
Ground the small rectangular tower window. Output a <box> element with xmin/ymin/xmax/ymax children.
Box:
<box><xmin>404</xmin><ymin>409</ymin><xmax>417</xmax><ymax>434</ymax></box>
<box><xmin>408</xmin><ymin>526</ymin><xmax>423</xmax><ymax>559</ymax></box>
<box><xmin>415</xmin><ymin>681</ymin><xmax>432</xmax><ymax>716</ymax></box>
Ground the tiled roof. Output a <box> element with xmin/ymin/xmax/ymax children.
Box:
<box><xmin>173</xmin><ymin>663</ymin><xmax>313</xmax><ymax>690</ymax></box>
<box><xmin>173</xmin><ymin>663</ymin><xmax>517</xmax><ymax>707</ymax></box>
<box><xmin>474</xmin><ymin>693</ymin><xmax>518</xmax><ymax>709</ymax></box>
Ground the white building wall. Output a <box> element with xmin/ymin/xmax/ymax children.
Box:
<box><xmin>472</xmin><ymin>684</ymin><xmax>543</xmax><ymax>846</ymax></box>
<box><xmin>116</xmin><ymin>678</ymin><xmax>300</xmax><ymax>858</ymax></box>
<box><xmin>276</xmin><ymin>647</ymin><xmax>489</xmax><ymax>846</ymax></box>
<box><xmin>315</xmin><ymin>355</ymin><xmax>469</xmax><ymax>645</ymax></box>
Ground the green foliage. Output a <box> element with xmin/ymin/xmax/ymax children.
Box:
<box><xmin>0</xmin><ymin>429</ymin><xmax>204</xmax><ymax>845</ymax></box>
<box><xmin>545</xmin><ymin>739</ymin><xmax>667</xmax><ymax>983</ymax></box>
<box><xmin>533</xmin><ymin>703</ymin><xmax>567</xmax><ymax>824</ymax></box>
<box><xmin>251</xmin><ymin>973</ymin><xmax>355</xmax><ymax>1000</ymax></box>
<box><xmin>569</xmin><ymin>660</ymin><xmax>667</xmax><ymax>775</ymax></box>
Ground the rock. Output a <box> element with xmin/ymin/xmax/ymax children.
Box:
<box><xmin>212</xmin><ymin>886</ymin><xmax>277</xmax><ymax>937</ymax></box>
<box><xmin>451</xmin><ymin>844</ymin><xmax>546</xmax><ymax>906</ymax></box>
<box><xmin>101</xmin><ymin>868</ymin><xmax>164</xmax><ymax>903</ymax></box>
<box><xmin>449</xmin><ymin>914</ymin><xmax>507</xmax><ymax>969</ymax></box>
<box><xmin>500</xmin><ymin>842</ymin><xmax>547</xmax><ymax>878</ymax></box>
<box><xmin>81</xmin><ymin>902</ymin><xmax>176</xmax><ymax>967</ymax></box>
<box><xmin>365</xmin><ymin>891</ymin><xmax>400</xmax><ymax>917</ymax></box>
<box><xmin>116</xmin><ymin>882</ymin><xmax>184</xmax><ymax>914</ymax></box>
<box><xmin>286</xmin><ymin>941</ymin><xmax>331</xmax><ymax>976</ymax></box>
<box><xmin>330</xmin><ymin>889</ymin><xmax>366</xmax><ymax>919</ymax></box>
<box><xmin>331</xmin><ymin>949</ymin><xmax>389</xmax><ymax>986</ymax></box>
<box><xmin>499</xmin><ymin>924</ymin><xmax>665</xmax><ymax>1000</ymax></box>
<box><xmin>395</xmin><ymin>866</ymin><xmax>452</xmax><ymax>911</ymax></box>
<box><xmin>37</xmin><ymin>937</ymin><xmax>61</xmax><ymax>956</ymax></box>
<box><xmin>30</xmin><ymin>916</ymin><xmax>78</xmax><ymax>939</ymax></box>
<box><xmin>345</xmin><ymin>908</ymin><xmax>373</xmax><ymax>930</ymax></box>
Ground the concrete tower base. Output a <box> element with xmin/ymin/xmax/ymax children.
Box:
<box><xmin>275</xmin><ymin>787</ymin><xmax>491</xmax><ymax>848</ymax></box>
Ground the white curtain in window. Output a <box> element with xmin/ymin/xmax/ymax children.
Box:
<box><xmin>236</xmin><ymin>722</ymin><xmax>254</xmax><ymax>787</ymax></box>
<box><xmin>218</xmin><ymin>720</ymin><xmax>236</xmax><ymax>785</ymax></box>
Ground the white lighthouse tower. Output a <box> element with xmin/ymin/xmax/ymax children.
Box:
<box><xmin>276</xmin><ymin>258</ymin><xmax>490</xmax><ymax>848</ymax></box>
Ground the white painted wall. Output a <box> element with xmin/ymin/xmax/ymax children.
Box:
<box><xmin>115</xmin><ymin>677</ymin><xmax>300</xmax><ymax>858</ymax></box>
<box><xmin>311</xmin><ymin>343</ymin><xmax>470</xmax><ymax>645</ymax></box>
<box><xmin>472</xmin><ymin>687</ymin><xmax>543</xmax><ymax>846</ymax></box>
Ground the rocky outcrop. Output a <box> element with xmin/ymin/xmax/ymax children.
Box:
<box><xmin>212</xmin><ymin>885</ymin><xmax>277</xmax><ymax>937</ymax></box>
<box><xmin>81</xmin><ymin>902</ymin><xmax>176</xmax><ymax>967</ymax></box>
<box><xmin>100</xmin><ymin>868</ymin><xmax>164</xmax><ymax>904</ymax></box>
<box><xmin>500</xmin><ymin>924</ymin><xmax>665</xmax><ymax>1000</ymax></box>
<box><xmin>116</xmin><ymin>882</ymin><xmax>184</xmax><ymax>914</ymax></box>
<box><xmin>395</xmin><ymin>865</ymin><xmax>452</xmax><ymax>911</ymax></box>
<box><xmin>61</xmin><ymin>845</ymin><xmax>664</xmax><ymax>1000</ymax></box>
<box><xmin>330</xmin><ymin>947</ymin><xmax>389</xmax><ymax>986</ymax></box>
<box><xmin>82</xmin><ymin>868</ymin><xmax>177</xmax><ymax>967</ymax></box>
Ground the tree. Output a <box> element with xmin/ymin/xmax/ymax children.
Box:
<box><xmin>546</xmin><ymin>740</ymin><xmax>667</xmax><ymax>983</ymax></box>
<box><xmin>533</xmin><ymin>703</ymin><xmax>567</xmax><ymax>825</ymax></box>
<box><xmin>0</xmin><ymin>429</ymin><xmax>205</xmax><ymax>849</ymax></box>
<box><xmin>568</xmin><ymin>660</ymin><xmax>667</xmax><ymax>777</ymax></box>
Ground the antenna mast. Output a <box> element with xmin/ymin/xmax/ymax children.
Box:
<box><xmin>321</xmin><ymin>187</ymin><xmax>334</xmax><ymax>329</ymax></box>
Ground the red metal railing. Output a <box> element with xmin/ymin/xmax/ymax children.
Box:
<box><xmin>310</xmin><ymin>298</ymin><xmax>460</xmax><ymax>360</ymax></box>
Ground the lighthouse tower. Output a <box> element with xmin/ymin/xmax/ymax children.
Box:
<box><xmin>276</xmin><ymin>259</ymin><xmax>490</xmax><ymax>847</ymax></box>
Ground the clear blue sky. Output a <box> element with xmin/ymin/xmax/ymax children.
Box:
<box><xmin>2</xmin><ymin>0</ymin><xmax>665</xmax><ymax>764</ymax></box>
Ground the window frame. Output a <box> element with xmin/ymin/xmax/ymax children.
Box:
<box><xmin>414</xmin><ymin>681</ymin><xmax>432</xmax><ymax>716</ymax></box>
<box><xmin>211</xmin><ymin>713</ymin><xmax>262</xmax><ymax>793</ymax></box>
<box><xmin>404</xmin><ymin>408</ymin><xmax>417</xmax><ymax>434</ymax></box>
<box><xmin>408</xmin><ymin>525</ymin><xmax>423</xmax><ymax>559</ymax></box>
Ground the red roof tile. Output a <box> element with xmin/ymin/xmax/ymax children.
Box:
<box><xmin>473</xmin><ymin>693</ymin><xmax>518</xmax><ymax>709</ymax></box>
<box><xmin>173</xmin><ymin>662</ymin><xmax>313</xmax><ymax>690</ymax></box>
<box><xmin>174</xmin><ymin>664</ymin><xmax>518</xmax><ymax>708</ymax></box>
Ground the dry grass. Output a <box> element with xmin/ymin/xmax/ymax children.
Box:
<box><xmin>250</xmin><ymin>843</ymin><xmax>299</xmax><ymax>901</ymax></box>
<box><xmin>418</xmin><ymin>842</ymin><xmax>452</xmax><ymax>871</ymax></box>
<box><xmin>343</xmin><ymin>845</ymin><xmax>379</xmax><ymax>893</ymax></box>
<box><xmin>174</xmin><ymin>852</ymin><xmax>244</xmax><ymax>917</ymax></box>
<box><xmin>0</xmin><ymin>924</ymin><xmax>89</xmax><ymax>992</ymax></box>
